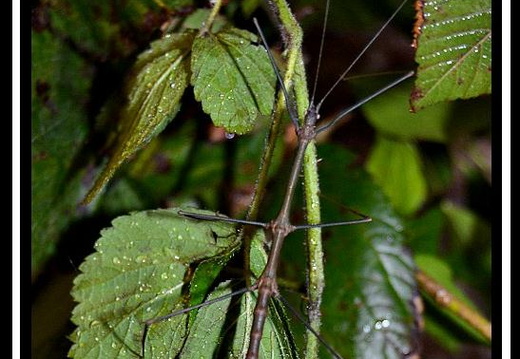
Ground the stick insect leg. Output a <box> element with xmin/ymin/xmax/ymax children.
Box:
<box><xmin>178</xmin><ymin>209</ymin><xmax>268</xmax><ymax>228</ymax></box>
<box><xmin>141</xmin><ymin>285</ymin><xmax>256</xmax><ymax>357</ymax></box>
<box><xmin>253</xmin><ymin>18</ymin><xmax>301</xmax><ymax>130</ymax></box>
<box><xmin>276</xmin><ymin>293</ymin><xmax>343</xmax><ymax>359</ymax></box>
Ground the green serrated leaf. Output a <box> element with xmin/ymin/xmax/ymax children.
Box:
<box><xmin>191</xmin><ymin>27</ymin><xmax>276</xmax><ymax>135</ymax></box>
<box><xmin>69</xmin><ymin>208</ymin><xmax>241</xmax><ymax>358</ymax></box>
<box><xmin>316</xmin><ymin>144</ymin><xmax>419</xmax><ymax>359</ymax></box>
<box><xmin>366</xmin><ymin>136</ymin><xmax>428</xmax><ymax>216</ymax></box>
<box><xmin>412</xmin><ymin>0</ymin><xmax>492</xmax><ymax>109</ymax></box>
<box><xmin>84</xmin><ymin>32</ymin><xmax>194</xmax><ymax>204</ymax></box>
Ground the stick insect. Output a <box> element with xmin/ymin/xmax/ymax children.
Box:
<box><xmin>143</xmin><ymin>0</ymin><xmax>415</xmax><ymax>357</ymax></box>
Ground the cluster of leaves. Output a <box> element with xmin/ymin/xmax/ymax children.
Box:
<box><xmin>31</xmin><ymin>0</ymin><xmax>491</xmax><ymax>358</ymax></box>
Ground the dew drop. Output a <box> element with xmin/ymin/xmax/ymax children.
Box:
<box><xmin>225</xmin><ymin>132</ymin><xmax>235</xmax><ymax>139</ymax></box>
<box><xmin>89</xmin><ymin>320</ymin><xmax>101</xmax><ymax>328</ymax></box>
<box><xmin>362</xmin><ymin>324</ymin><xmax>371</xmax><ymax>333</ymax></box>
<box><xmin>112</xmin><ymin>257</ymin><xmax>121</xmax><ymax>265</ymax></box>
<box><xmin>135</xmin><ymin>255</ymin><xmax>147</xmax><ymax>263</ymax></box>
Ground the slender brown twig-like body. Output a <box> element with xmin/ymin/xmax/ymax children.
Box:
<box><xmin>174</xmin><ymin>69</ymin><xmax>413</xmax><ymax>358</ymax></box>
<box><xmin>173</xmin><ymin>71</ymin><xmax>413</xmax><ymax>358</ymax></box>
<box><xmin>170</xmin><ymin>1</ymin><xmax>414</xmax><ymax>355</ymax></box>
<box><xmin>245</xmin><ymin>106</ymin><xmax>318</xmax><ymax>358</ymax></box>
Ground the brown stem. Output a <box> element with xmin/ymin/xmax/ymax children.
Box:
<box><xmin>416</xmin><ymin>270</ymin><xmax>491</xmax><ymax>341</ymax></box>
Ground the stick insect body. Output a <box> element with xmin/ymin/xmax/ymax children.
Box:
<box><xmin>146</xmin><ymin>0</ymin><xmax>414</xmax><ymax>357</ymax></box>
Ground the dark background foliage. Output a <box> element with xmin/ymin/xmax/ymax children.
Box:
<box><xmin>31</xmin><ymin>0</ymin><xmax>492</xmax><ymax>358</ymax></box>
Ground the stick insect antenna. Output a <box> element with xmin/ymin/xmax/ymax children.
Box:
<box><xmin>316</xmin><ymin>70</ymin><xmax>414</xmax><ymax>134</ymax></box>
<box><xmin>143</xmin><ymin>286</ymin><xmax>253</xmax><ymax>326</ymax></box>
<box><xmin>309</xmin><ymin>0</ymin><xmax>331</xmax><ymax>106</ymax></box>
<box><xmin>276</xmin><ymin>294</ymin><xmax>343</xmax><ymax>359</ymax></box>
<box><xmin>178</xmin><ymin>209</ymin><xmax>268</xmax><ymax>228</ymax></box>
<box><xmin>315</xmin><ymin>0</ymin><xmax>409</xmax><ymax>115</ymax></box>
<box><xmin>294</xmin><ymin>216</ymin><xmax>371</xmax><ymax>230</ymax></box>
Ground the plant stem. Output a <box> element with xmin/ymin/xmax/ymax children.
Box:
<box><xmin>266</xmin><ymin>1</ymin><xmax>324</xmax><ymax>358</ymax></box>
<box><xmin>200</xmin><ymin>0</ymin><xmax>224</xmax><ymax>35</ymax></box>
<box><xmin>416</xmin><ymin>270</ymin><xmax>492</xmax><ymax>342</ymax></box>
<box><xmin>246</xmin><ymin>1</ymin><xmax>304</xmax><ymax>223</ymax></box>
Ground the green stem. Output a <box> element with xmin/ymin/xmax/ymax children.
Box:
<box><xmin>264</xmin><ymin>1</ymin><xmax>324</xmax><ymax>358</ymax></box>
<box><xmin>246</xmin><ymin>0</ymin><xmax>305</xmax><ymax>222</ymax></box>
<box><xmin>200</xmin><ymin>0</ymin><xmax>224</xmax><ymax>35</ymax></box>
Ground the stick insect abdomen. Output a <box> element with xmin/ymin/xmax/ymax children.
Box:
<box><xmin>246</xmin><ymin>277</ymin><xmax>276</xmax><ymax>359</ymax></box>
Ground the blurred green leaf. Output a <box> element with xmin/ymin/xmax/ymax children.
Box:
<box><xmin>405</xmin><ymin>207</ymin><xmax>445</xmax><ymax>254</ymax></box>
<box><xmin>48</xmin><ymin>0</ymin><xmax>178</xmax><ymax>60</ymax></box>
<box><xmin>441</xmin><ymin>201</ymin><xmax>491</xmax><ymax>248</ymax></box>
<box><xmin>363</xmin><ymin>84</ymin><xmax>452</xmax><ymax>142</ymax></box>
<box><xmin>83</xmin><ymin>32</ymin><xmax>194</xmax><ymax>204</ymax></box>
<box><xmin>412</xmin><ymin>0</ymin><xmax>492</xmax><ymax>110</ymax></box>
<box><xmin>241</xmin><ymin>0</ymin><xmax>263</xmax><ymax>18</ymax></box>
<box><xmin>366</xmin><ymin>136</ymin><xmax>428</xmax><ymax>216</ymax></box>
<box><xmin>191</xmin><ymin>27</ymin><xmax>276</xmax><ymax>135</ymax></box>
<box><xmin>31</xmin><ymin>30</ymin><xmax>91</xmax><ymax>276</ymax></box>
<box><xmin>440</xmin><ymin>201</ymin><xmax>491</xmax><ymax>292</ymax></box>
<box><xmin>316</xmin><ymin>144</ymin><xmax>419</xmax><ymax>359</ymax></box>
